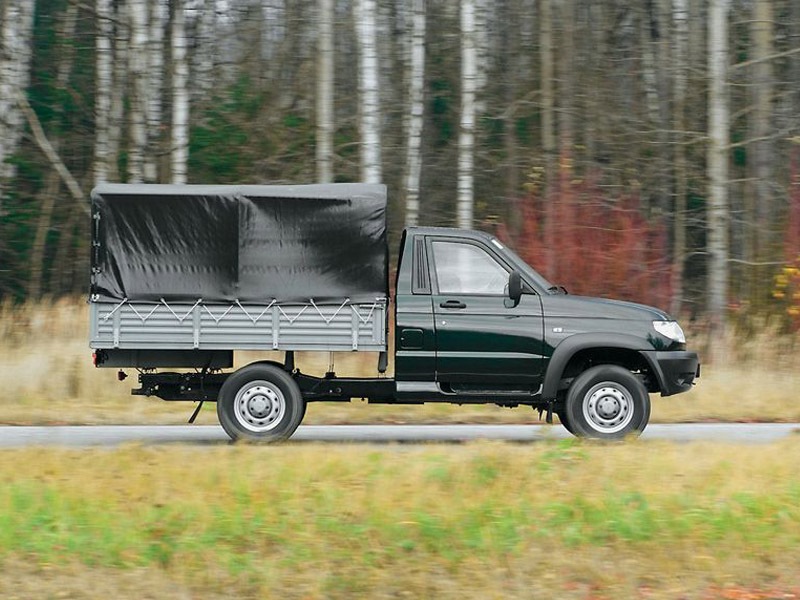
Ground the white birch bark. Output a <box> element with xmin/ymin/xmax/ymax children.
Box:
<box><xmin>353</xmin><ymin>0</ymin><xmax>382</xmax><ymax>184</ymax></box>
<box><xmin>0</xmin><ymin>0</ymin><xmax>36</xmax><ymax>209</ymax></box>
<box><xmin>750</xmin><ymin>0</ymin><xmax>773</xmax><ymax>248</ymax></box>
<box><xmin>473</xmin><ymin>0</ymin><xmax>488</xmax><ymax>116</ymax></box>
<box><xmin>145</xmin><ymin>0</ymin><xmax>166</xmax><ymax>181</ymax></box>
<box><xmin>108</xmin><ymin>0</ymin><xmax>128</xmax><ymax>182</ymax></box>
<box><xmin>670</xmin><ymin>0</ymin><xmax>689</xmax><ymax>316</ymax></box>
<box><xmin>457</xmin><ymin>0</ymin><xmax>476</xmax><ymax>229</ymax></box>
<box><xmin>707</xmin><ymin>0</ymin><xmax>730</xmax><ymax>341</ymax></box>
<box><xmin>672</xmin><ymin>0</ymin><xmax>689</xmax><ymax>122</ymax></box>
<box><xmin>403</xmin><ymin>0</ymin><xmax>426</xmax><ymax>227</ymax></box>
<box><xmin>193</xmin><ymin>0</ymin><xmax>216</xmax><ymax>100</ymax></box>
<box><xmin>128</xmin><ymin>0</ymin><xmax>149</xmax><ymax>183</ymax></box>
<box><xmin>94</xmin><ymin>0</ymin><xmax>114</xmax><ymax>185</ymax></box>
<box><xmin>540</xmin><ymin>0</ymin><xmax>556</xmax><ymax>273</ymax></box>
<box><xmin>171</xmin><ymin>0</ymin><xmax>189</xmax><ymax>184</ymax></box>
<box><xmin>376</xmin><ymin>1</ymin><xmax>395</xmax><ymax>125</ymax></box>
<box><xmin>316</xmin><ymin>0</ymin><xmax>334</xmax><ymax>183</ymax></box>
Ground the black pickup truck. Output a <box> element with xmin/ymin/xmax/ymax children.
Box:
<box><xmin>90</xmin><ymin>183</ymin><xmax>699</xmax><ymax>441</ymax></box>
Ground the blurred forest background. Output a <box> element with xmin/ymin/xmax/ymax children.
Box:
<box><xmin>2</xmin><ymin>0</ymin><xmax>800</xmax><ymax>340</ymax></box>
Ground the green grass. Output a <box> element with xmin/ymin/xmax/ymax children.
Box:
<box><xmin>1</xmin><ymin>440</ymin><xmax>800</xmax><ymax>598</ymax></box>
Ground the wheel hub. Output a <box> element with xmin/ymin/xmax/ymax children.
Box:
<box><xmin>247</xmin><ymin>394</ymin><xmax>270</xmax><ymax>418</ymax></box>
<box><xmin>234</xmin><ymin>381</ymin><xmax>286</xmax><ymax>433</ymax></box>
<box><xmin>596</xmin><ymin>395</ymin><xmax>621</xmax><ymax>419</ymax></box>
<box><xmin>583</xmin><ymin>382</ymin><xmax>634</xmax><ymax>434</ymax></box>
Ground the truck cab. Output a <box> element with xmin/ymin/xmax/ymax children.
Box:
<box><xmin>391</xmin><ymin>227</ymin><xmax>699</xmax><ymax>437</ymax></box>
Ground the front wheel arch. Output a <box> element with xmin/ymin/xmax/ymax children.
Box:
<box><xmin>542</xmin><ymin>334</ymin><xmax>659</xmax><ymax>399</ymax></box>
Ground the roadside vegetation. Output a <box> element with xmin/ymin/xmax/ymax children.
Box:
<box><xmin>3</xmin><ymin>299</ymin><xmax>800</xmax><ymax>598</ymax></box>
<box><xmin>1</xmin><ymin>440</ymin><xmax>799</xmax><ymax>599</ymax></box>
<box><xmin>1</xmin><ymin>298</ymin><xmax>799</xmax><ymax>426</ymax></box>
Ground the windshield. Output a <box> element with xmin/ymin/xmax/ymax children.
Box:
<box><xmin>488</xmin><ymin>237</ymin><xmax>555</xmax><ymax>292</ymax></box>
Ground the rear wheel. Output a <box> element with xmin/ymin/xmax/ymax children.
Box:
<box><xmin>217</xmin><ymin>363</ymin><xmax>305</xmax><ymax>442</ymax></box>
<box><xmin>564</xmin><ymin>365</ymin><xmax>650</xmax><ymax>440</ymax></box>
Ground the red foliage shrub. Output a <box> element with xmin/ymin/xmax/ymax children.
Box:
<box><xmin>499</xmin><ymin>157</ymin><xmax>673</xmax><ymax>310</ymax></box>
<box><xmin>784</xmin><ymin>150</ymin><xmax>800</xmax><ymax>263</ymax></box>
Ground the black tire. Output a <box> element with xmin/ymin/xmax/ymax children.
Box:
<box><xmin>564</xmin><ymin>365</ymin><xmax>650</xmax><ymax>440</ymax></box>
<box><xmin>217</xmin><ymin>363</ymin><xmax>305</xmax><ymax>442</ymax></box>
<box><xmin>553</xmin><ymin>391</ymin><xmax>575</xmax><ymax>434</ymax></box>
<box><xmin>555</xmin><ymin>405</ymin><xmax>575</xmax><ymax>434</ymax></box>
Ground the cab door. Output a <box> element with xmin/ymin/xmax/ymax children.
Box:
<box><xmin>428</xmin><ymin>237</ymin><xmax>545</xmax><ymax>389</ymax></box>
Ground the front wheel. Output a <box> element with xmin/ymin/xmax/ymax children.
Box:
<box><xmin>564</xmin><ymin>365</ymin><xmax>650</xmax><ymax>440</ymax></box>
<box><xmin>217</xmin><ymin>363</ymin><xmax>305</xmax><ymax>442</ymax></box>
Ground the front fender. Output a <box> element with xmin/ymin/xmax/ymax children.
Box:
<box><xmin>541</xmin><ymin>333</ymin><xmax>654</xmax><ymax>400</ymax></box>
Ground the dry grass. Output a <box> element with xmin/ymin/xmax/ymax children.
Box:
<box><xmin>1</xmin><ymin>440</ymin><xmax>800</xmax><ymax>598</ymax></box>
<box><xmin>1</xmin><ymin>298</ymin><xmax>799</xmax><ymax>425</ymax></box>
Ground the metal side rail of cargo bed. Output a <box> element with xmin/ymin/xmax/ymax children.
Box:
<box><xmin>89</xmin><ymin>297</ymin><xmax>388</xmax><ymax>352</ymax></box>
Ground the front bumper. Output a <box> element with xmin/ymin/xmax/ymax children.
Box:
<box><xmin>641</xmin><ymin>350</ymin><xmax>700</xmax><ymax>396</ymax></box>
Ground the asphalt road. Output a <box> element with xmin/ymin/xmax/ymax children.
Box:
<box><xmin>0</xmin><ymin>423</ymin><xmax>798</xmax><ymax>447</ymax></box>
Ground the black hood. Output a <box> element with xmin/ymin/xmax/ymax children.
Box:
<box><xmin>542</xmin><ymin>294</ymin><xmax>671</xmax><ymax>321</ymax></box>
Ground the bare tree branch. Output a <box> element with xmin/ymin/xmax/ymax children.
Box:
<box><xmin>731</xmin><ymin>46</ymin><xmax>800</xmax><ymax>71</ymax></box>
<box><xmin>16</xmin><ymin>91</ymin><xmax>89</xmax><ymax>216</ymax></box>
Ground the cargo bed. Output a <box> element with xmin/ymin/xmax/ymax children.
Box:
<box><xmin>89</xmin><ymin>298</ymin><xmax>387</xmax><ymax>352</ymax></box>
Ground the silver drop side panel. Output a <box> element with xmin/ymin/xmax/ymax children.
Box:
<box><xmin>89</xmin><ymin>299</ymin><xmax>388</xmax><ymax>352</ymax></box>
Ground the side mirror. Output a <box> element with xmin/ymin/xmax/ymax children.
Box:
<box><xmin>508</xmin><ymin>271</ymin><xmax>523</xmax><ymax>304</ymax></box>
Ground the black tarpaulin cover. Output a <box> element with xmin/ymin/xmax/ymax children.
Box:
<box><xmin>90</xmin><ymin>183</ymin><xmax>388</xmax><ymax>303</ymax></box>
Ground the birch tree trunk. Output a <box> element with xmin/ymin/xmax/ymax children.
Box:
<box><xmin>503</xmin><ymin>0</ymin><xmax>519</xmax><ymax>220</ymax></box>
<box><xmin>128</xmin><ymin>0</ymin><xmax>149</xmax><ymax>183</ymax></box>
<box><xmin>316</xmin><ymin>0</ymin><xmax>334</xmax><ymax>183</ymax></box>
<box><xmin>540</xmin><ymin>0</ymin><xmax>556</xmax><ymax>273</ymax></box>
<box><xmin>353</xmin><ymin>0</ymin><xmax>382</xmax><ymax>184</ymax></box>
<box><xmin>171</xmin><ymin>0</ymin><xmax>189</xmax><ymax>184</ymax></box>
<box><xmin>145</xmin><ymin>0</ymin><xmax>166</xmax><ymax>181</ymax></box>
<box><xmin>707</xmin><ymin>0</ymin><xmax>730</xmax><ymax>346</ymax></box>
<box><xmin>457</xmin><ymin>0</ymin><xmax>476</xmax><ymax>229</ymax></box>
<box><xmin>473</xmin><ymin>0</ymin><xmax>488</xmax><ymax>116</ymax></box>
<box><xmin>403</xmin><ymin>0</ymin><xmax>426</xmax><ymax>227</ymax></box>
<box><xmin>641</xmin><ymin>7</ymin><xmax>662</xmax><ymax>133</ymax></box>
<box><xmin>557</xmin><ymin>0</ymin><xmax>574</xmax><ymax>151</ymax></box>
<box><xmin>670</xmin><ymin>0</ymin><xmax>689</xmax><ymax>316</ymax></box>
<box><xmin>641</xmin><ymin>1</ymin><xmax>670</xmax><ymax>215</ymax></box>
<box><xmin>749</xmin><ymin>0</ymin><xmax>773</xmax><ymax>266</ymax></box>
<box><xmin>193</xmin><ymin>0</ymin><xmax>216</xmax><ymax>100</ymax></box>
<box><xmin>94</xmin><ymin>0</ymin><xmax>114</xmax><ymax>185</ymax></box>
<box><xmin>0</xmin><ymin>0</ymin><xmax>36</xmax><ymax>211</ymax></box>
<box><xmin>108</xmin><ymin>0</ymin><xmax>129</xmax><ymax>182</ymax></box>
<box><xmin>539</xmin><ymin>0</ymin><xmax>555</xmax><ymax>164</ymax></box>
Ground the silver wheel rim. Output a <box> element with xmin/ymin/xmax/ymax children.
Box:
<box><xmin>233</xmin><ymin>380</ymin><xmax>286</xmax><ymax>433</ymax></box>
<box><xmin>582</xmin><ymin>381</ymin><xmax>634</xmax><ymax>434</ymax></box>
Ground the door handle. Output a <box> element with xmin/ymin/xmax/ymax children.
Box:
<box><xmin>440</xmin><ymin>300</ymin><xmax>467</xmax><ymax>309</ymax></box>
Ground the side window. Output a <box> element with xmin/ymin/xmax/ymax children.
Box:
<box><xmin>432</xmin><ymin>241</ymin><xmax>508</xmax><ymax>295</ymax></box>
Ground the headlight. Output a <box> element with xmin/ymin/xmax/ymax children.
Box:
<box><xmin>653</xmin><ymin>320</ymin><xmax>686</xmax><ymax>344</ymax></box>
